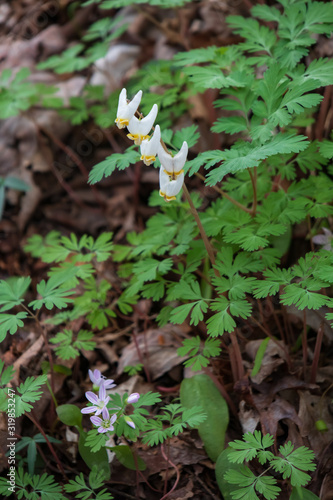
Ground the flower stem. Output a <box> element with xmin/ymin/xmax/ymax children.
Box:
<box><xmin>182</xmin><ymin>183</ymin><xmax>218</xmax><ymax>277</ymax></box>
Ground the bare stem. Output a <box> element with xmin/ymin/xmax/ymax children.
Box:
<box><xmin>303</xmin><ymin>309</ymin><xmax>308</xmax><ymax>379</ymax></box>
<box><xmin>182</xmin><ymin>183</ymin><xmax>219</xmax><ymax>277</ymax></box>
<box><xmin>248</xmin><ymin>167</ymin><xmax>257</xmax><ymax>217</ymax></box>
<box><xmin>28</xmin><ymin>411</ymin><xmax>66</xmax><ymax>478</ymax></box>
<box><xmin>194</xmin><ymin>172</ymin><xmax>252</xmax><ymax>214</ymax></box>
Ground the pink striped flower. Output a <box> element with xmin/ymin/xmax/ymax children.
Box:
<box><xmin>81</xmin><ymin>384</ymin><xmax>110</xmax><ymax>416</ymax></box>
<box><xmin>88</xmin><ymin>369</ymin><xmax>116</xmax><ymax>390</ymax></box>
<box><xmin>90</xmin><ymin>407</ymin><xmax>117</xmax><ymax>434</ymax></box>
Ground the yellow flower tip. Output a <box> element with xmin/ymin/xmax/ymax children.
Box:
<box><xmin>159</xmin><ymin>189</ymin><xmax>176</xmax><ymax>202</ymax></box>
<box><xmin>141</xmin><ymin>154</ymin><xmax>156</xmax><ymax>166</ymax></box>
<box><xmin>127</xmin><ymin>133</ymin><xmax>149</xmax><ymax>145</ymax></box>
<box><xmin>115</xmin><ymin>117</ymin><xmax>129</xmax><ymax>129</ymax></box>
<box><xmin>163</xmin><ymin>169</ymin><xmax>184</xmax><ymax>178</ymax></box>
<box><xmin>165</xmin><ymin>195</ymin><xmax>176</xmax><ymax>202</ymax></box>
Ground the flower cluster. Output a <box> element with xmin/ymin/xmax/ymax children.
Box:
<box><xmin>81</xmin><ymin>369</ymin><xmax>140</xmax><ymax>434</ymax></box>
<box><xmin>115</xmin><ymin>88</ymin><xmax>188</xmax><ymax>202</ymax></box>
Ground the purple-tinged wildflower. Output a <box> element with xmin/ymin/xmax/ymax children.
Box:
<box><xmin>90</xmin><ymin>407</ymin><xmax>117</xmax><ymax>434</ymax></box>
<box><xmin>81</xmin><ymin>384</ymin><xmax>110</xmax><ymax>415</ymax></box>
<box><xmin>126</xmin><ymin>393</ymin><xmax>140</xmax><ymax>404</ymax></box>
<box><xmin>124</xmin><ymin>416</ymin><xmax>136</xmax><ymax>429</ymax></box>
<box><xmin>312</xmin><ymin>227</ymin><xmax>333</xmax><ymax>251</ymax></box>
<box><xmin>88</xmin><ymin>369</ymin><xmax>116</xmax><ymax>390</ymax></box>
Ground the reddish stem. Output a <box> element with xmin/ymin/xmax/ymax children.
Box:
<box><xmin>310</xmin><ymin>322</ymin><xmax>324</xmax><ymax>384</ymax></box>
<box><xmin>28</xmin><ymin>411</ymin><xmax>66</xmax><ymax>478</ymax></box>
<box><xmin>160</xmin><ymin>442</ymin><xmax>180</xmax><ymax>500</ymax></box>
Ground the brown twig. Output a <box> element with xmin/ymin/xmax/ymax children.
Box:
<box><xmin>28</xmin><ymin>411</ymin><xmax>66</xmax><ymax>479</ymax></box>
<box><xmin>315</xmin><ymin>86</ymin><xmax>332</xmax><ymax>140</ymax></box>
<box><xmin>230</xmin><ymin>330</ymin><xmax>244</xmax><ymax>380</ymax></box>
<box><xmin>160</xmin><ymin>442</ymin><xmax>181</xmax><ymax>500</ymax></box>
<box><xmin>302</xmin><ymin>309</ymin><xmax>308</xmax><ymax>379</ymax></box>
<box><xmin>202</xmin><ymin>367</ymin><xmax>238</xmax><ymax>418</ymax></box>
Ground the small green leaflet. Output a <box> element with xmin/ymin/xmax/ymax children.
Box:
<box><xmin>205</xmin><ymin>134</ymin><xmax>309</xmax><ymax>185</ymax></box>
<box><xmin>281</xmin><ymin>284</ymin><xmax>330</xmax><ymax>310</ymax></box>
<box><xmin>270</xmin><ymin>442</ymin><xmax>316</xmax><ymax>487</ymax></box>
<box><xmin>4</xmin><ymin>468</ymin><xmax>64</xmax><ymax>500</ymax></box>
<box><xmin>14</xmin><ymin>375</ymin><xmax>48</xmax><ymax>417</ymax></box>
<box><xmin>211</xmin><ymin>116</ymin><xmax>248</xmax><ymax>135</ymax></box>
<box><xmin>228</xmin><ymin>430</ymin><xmax>275</xmax><ymax>464</ymax></box>
<box><xmin>0</xmin><ymin>312</ymin><xmax>28</xmax><ymax>341</ymax></box>
<box><xmin>173</xmin><ymin>125</ymin><xmax>200</xmax><ymax>149</ymax></box>
<box><xmin>89</xmin><ymin>149</ymin><xmax>139</xmax><ymax>184</ymax></box>
<box><xmin>50</xmin><ymin>330</ymin><xmax>96</xmax><ymax>360</ymax></box>
<box><xmin>0</xmin><ymin>276</ymin><xmax>31</xmax><ymax>312</ymax></box>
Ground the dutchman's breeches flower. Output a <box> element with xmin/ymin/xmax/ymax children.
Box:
<box><xmin>159</xmin><ymin>167</ymin><xmax>184</xmax><ymax>202</ymax></box>
<box><xmin>127</xmin><ymin>104</ymin><xmax>158</xmax><ymax>145</ymax></box>
<box><xmin>140</xmin><ymin>125</ymin><xmax>161</xmax><ymax>166</ymax></box>
<box><xmin>158</xmin><ymin>141</ymin><xmax>188</xmax><ymax>201</ymax></box>
<box><xmin>115</xmin><ymin>88</ymin><xmax>142</xmax><ymax>129</ymax></box>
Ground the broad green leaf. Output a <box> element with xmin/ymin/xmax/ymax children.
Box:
<box><xmin>180</xmin><ymin>374</ymin><xmax>229</xmax><ymax>461</ymax></box>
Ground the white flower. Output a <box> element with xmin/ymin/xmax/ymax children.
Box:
<box><xmin>127</xmin><ymin>104</ymin><xmax>158</xmax><ymax>145</ymax></box>
<box><xmin>115</xmin><ymin>88</ymin><xmax>142</xmax><ymax>129</ymax></box>
<box><xmin>140</xmin><ymin>125</ymin><xmax>161</xmax><ymax>166</ymax></box>
<box><xmin>159</xmin><ymin>166</ymin><xmax>184</xmax><ymax>202</ymax></box>
<box><xmin>312</xmin><ymin>227</ymin><xmax>333</xmax><ymax>251</ymax></box>
<box><xmin>158</xmin><ymin>141</ymin><xmax>188</xmax><ymax>176</ymax></box>
<box><xmin>158</xmin><ymin>141</ymin><xmax>187</xmax><ymax>201</ymax></box>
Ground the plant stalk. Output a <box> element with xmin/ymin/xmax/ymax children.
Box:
<box><xmin>182</xmin><ymin>183</ymin><xmax>218</xmax><ymax>277</ymax></box>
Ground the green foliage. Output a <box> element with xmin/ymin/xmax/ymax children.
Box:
<box><xmin>180</xmin><ymin>374</ymin><xmax>229</xmax><ymax>461</ymax></box>
<box><xmin>177</xmin><ymin>336</ymin><xmax>222</xmax><ymax>371</ymax></box>
<box><xmin>13</xmin><ymin>375</ymin><xmax>48</xmax><ymax>417</ymax></box>
<box><xmin>223</xmin><ymin>431</ymin><xmax>317</xmax><ymax>500</ymax></box>
<box><xmin>64</xmin><ymin>466</ymin><xmax>113</xmax><ymax>500</ymax></box>
<box><xmin>141</xmin><ymin>403</ymin><xmax>206</xmax><ymax>447</ymax></box>
<box><xmin>14</xmin><ymin>434</ymin><xmax>61</xmax><ymax>476</ymax></box>
<box><xmin>0</xmin><ymin>467</ymin><xmax>64</xmax><ymax>499</ymax></box>
<box><xmin>50</xmin><ymin>329</ymin><xmax>96</xmax><ymax>360</ymax></box>
<box><xmin>89</xmin><ymin>148</ymin><xmax>139</xmax><ymax>184</ymax></box>
<box><xmin>123</xmin><ymin>363</ymin><xmax>144</xmax><ymax>376</ymax></box>
<box><xmin>0</xmin><ymin>68</ymin><xmax>59</xmax><ymax>119</ymax></box>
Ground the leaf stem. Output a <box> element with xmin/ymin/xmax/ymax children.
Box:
<box><xmin>182</xmin><ymin>183</ymin><xmax>218</xmax><ymax>277</ymax></box>
<box><xmin>248</xmin><ymin>167</ymin><xmax>257</xmax><ymax>217</ymax></box>
<box><xmin>28</xmin><ymin>410</ymin><xmax>67</xmax><ymax>479</ymax></box>
<box><xmin>194</xmin><ymin>172</ymin><xmax>252</xmax><ymax>214</ymax></box>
